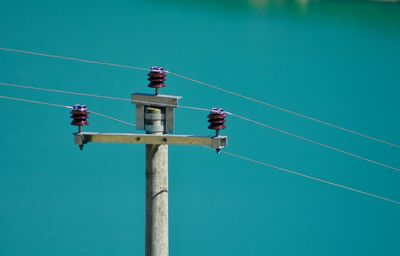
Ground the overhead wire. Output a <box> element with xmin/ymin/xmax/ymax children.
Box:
<box><xmin>0</xmin><ymin>95</ymin><xmax>71</xmax><ymax>109</ymax></box>
<box><xmin>2</xmin><ymin>94</ymin><xmax>399</xmax><ymax>206</ymax></box>
<box><xmin>0</xmin><ymin>95</ymin><xmax>136</xmax><ymax>127</ymax></box>
<box><xmin>1</xmin><ymin>46</ymin><xmax>398</xmax><ymax>149</ymax></box>
<box><xmin>1</xmin><ymin>81</ymin><xmax>399</xmax><ymax>174</ymax></box>
<box><xmin>168</xmin><ymin>71</ymin><xmax>400</xmax><ymax>149</ymax></box>
<box><xmin>0</xmin><ymin>82</ymin><xmax>210</xmax><ymax>112</ymax></box>
<box><xmin>0</xmin><ymin>47</ymin><xmax>149</xmax><ymax>72</ymax></box>
<box><xmin>230</xmin><ymin>113</ymin><xmax>400</xmax><ymax>173</ymax></box>
<box><xmin>90</xmin><ymin>111</ymin><xmax>136</xmax><ymax>127</ymax></box>
<box><xmin>217</xmin><ymin>149</ymin><xmax>400</xmax><ymax>206</ymax></box>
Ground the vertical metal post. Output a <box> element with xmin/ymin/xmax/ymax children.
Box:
<box><xmin>145</xmin><ymin>107</ymin><xmax>168</xmax><ymax>256</ymax></box>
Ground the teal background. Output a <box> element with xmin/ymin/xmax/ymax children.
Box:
<box><xmin>1</xmin><ymin>0</ymin><xmax>400</xmax><ymax>255</ymax></box>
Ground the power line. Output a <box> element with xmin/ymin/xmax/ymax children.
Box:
<box><xmin>217</xmin><ymin>149</ymin><xmax>400</xmax><ymax>206</ymax></box>
<box><xmin>0</xmin><ymin>95</ymin><xmax>71</xmax><ymax>109</ymax></box>
<box><xmin>1</xmin><ymin>46</ymin><xmax>398</xmax><ymax>149</ymax></box>
<box><xmin>2</xmin><ymin>94</ymin><xmax>398</xmax><ymax>206</ymax></box>
<box><xmin>91</xmin><ymin>111</ymin><xmax>136</xmax><ymax>127</ymax></box>
<box><xmin>0</xmin><ymin>95</ymin><xmax>136</xmax><ymax>127</ymax></box>
<box><xmin>0</xmin><ymin>47</ymin><xmax>149</xmax><ymax>72</ymax></box>
<box><xmin>2</xmin><ymin>81</ymin><xmax>399</xmax><ymax>174</ymax></box>
<box><xmin>230</xmin><ymin>113</ymin><xmax>400</xmax><ymax>174</ymax></box>
<box><xmin>0</xmin><ymin>82</ymin><xmax>210</xmax><ymax>112</ymax></box>
<box><xmin>0</xmin><ymin>47</ymin><xmax>400</xmax><ymax>148</ymax></box>
<box><xmin>169</xmin><ymin>72</ymin><xmax>400</xmax><ymax>149</ymax></box>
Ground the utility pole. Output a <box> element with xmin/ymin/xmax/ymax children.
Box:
<box><xmin>70</xmin><ymin>66</ymin><xmax>228</xmax><ymax>256</ymax></box>
<box><xmin>145</xmin><ymin>107</ymin><xmax>168</xmax><ymax>256</ymax></box>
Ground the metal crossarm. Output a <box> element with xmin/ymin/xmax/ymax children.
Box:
<box><xmin>74</xmin><ymin>132</ymin><xmax>228</xmax><ymax>150</ymax></box>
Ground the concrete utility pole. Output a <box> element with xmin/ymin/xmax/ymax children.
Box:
<box><xmin>71</xmin><ymin>67</ymin><xmax>228</xmax><ymax>256</ymax></box>
<box><xmin>145</xmin><ymin>107</ymin><xmax>168</xmax><ymax>256</ymax></box>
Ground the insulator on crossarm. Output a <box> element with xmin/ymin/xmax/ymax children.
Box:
<box><xmin>70</xmin><ymin>104</ymin><xmax>89</xmax><ymax>150</ymax></box>
<box><xmin>71</xmin><ymin>104</ymin><xmax>89</xmax><ymax>127</ymax></box>
<box><xmin>208</xmin><ymin>107</ymin><xmax>227</xmax><ymax>134</ymax></box>
<box><xmin>148</xmin><ymin>66</ymin><xmax>167</xmax><ymax>95</ymax></box>
<box><xmin>208</xmin><ymin>108</ymin><xmax>227</xmax><ymax>153</ymax></box>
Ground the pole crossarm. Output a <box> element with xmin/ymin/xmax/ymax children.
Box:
<box><xmin>74</xmin><ymin>132</ymin><xmax>228</xmax><ymax>150</ymax></box>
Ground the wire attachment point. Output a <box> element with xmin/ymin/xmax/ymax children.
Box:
<box><xmin>70</xmin><ymin>104</ymin><xmax>89</xmax><ymax>150</ymax></box>
<box><xmin>208</xmin><ymin>107</ymin><xmax>227</xmax><ymax>153</ymax></box>
<box><xmin>148</xmin><ymin>66</ymin><xmax>167</xmax><ymax>95</ymax></box>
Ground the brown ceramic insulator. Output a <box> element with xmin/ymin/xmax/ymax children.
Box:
<box><xmin>208</xmin><ymin>108</ymin><xmax>226</xmax><ymax>131</ymax></box>
<box><xmin>70</xmin><ymin>104</ymin><xmax>89</xmax><ymax>126</ymax></box>
<box><xmin>147</xmin><ymin>66</ymin><xmax>167</xmax><ymax>89</ymax></box>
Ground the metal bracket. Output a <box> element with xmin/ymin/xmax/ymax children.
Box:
<box><xmin>74</xmin><ymin>132</ymin><xmax>227</xmax><ymax>150</ymax></box>
<box><xmin>132</xmin><ymin>93</ymin><xmax>181</xmax><ymax>133</ymax></box>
